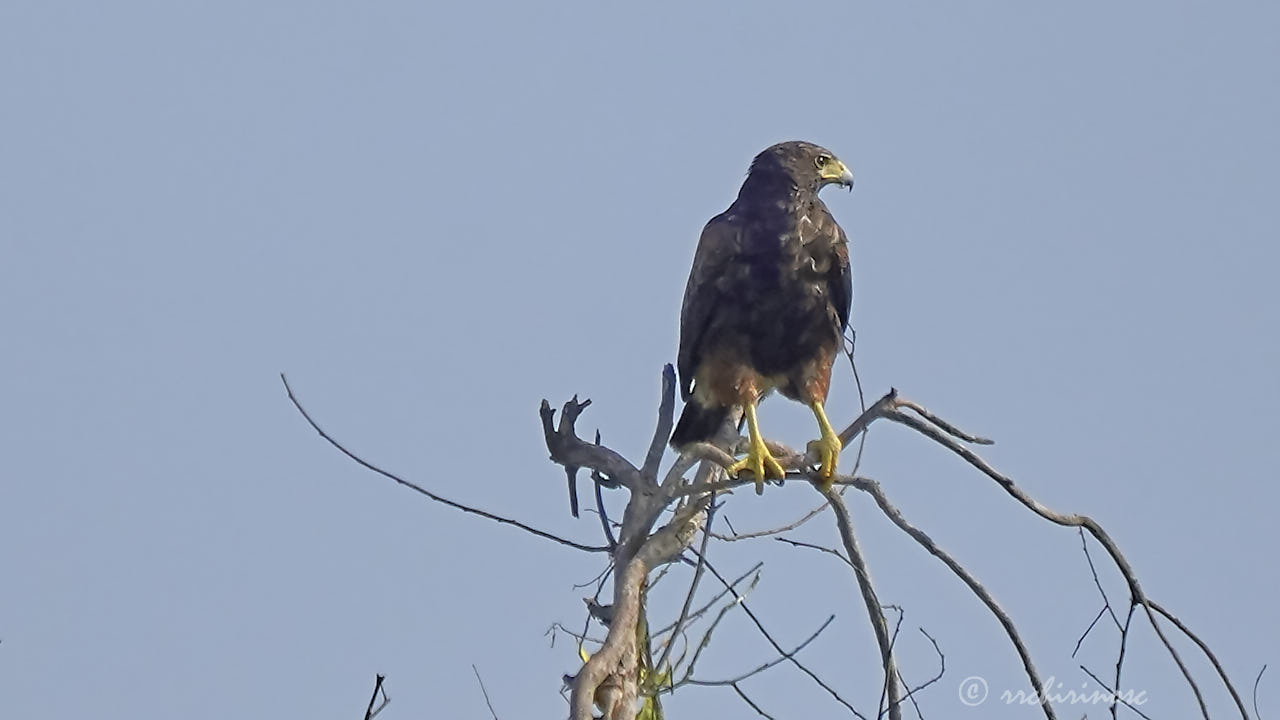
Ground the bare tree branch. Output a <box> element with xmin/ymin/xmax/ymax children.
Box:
<box><xmin>841</xmin><ymin>331</ymin><xmax>871</xmax><ymax>479</ymax></box>
<box><xmin>300</xmin><ymin>367</ymin><xmax>1255</xmax><ymax>720</ymax></box>
<box><xmin>547</xmin><ymin>621</ymin><xmax>607</xmax><ymax>647</ymax></box>
<box><xmin>363</xmin><ymin>674</ymin><xmax>389</xmax><ymax>720</ymax></box>
<box><xmin>678</xmin><ymin>566</ymin><xmax>763</xmax><ymax>681</ymax></box>
<box><xmin>472</xmin><ymin>665</ymin><xmax>500</xmax><ymax>720</ymax></box>
<box><xmin>696</xmin><ymin>552</ymin><xmax>869</xmax><ymax>719</ymax></box>
<box><xmin>1111</xmin><ymin>603</ymin><xmax>1136</xmax><ymax>720</ymax></box>
<box><xmin>880</xmin><ymin>403</ymin><xmax>1245</xmax><ymax>719</ymax></box>
<box><xmin>1072</xmin><ymin>605</ymin><xmax>1109</xmax><ymax>659</ymax></box>
<box><xmin>833</xmin><ymin>473</ymin><xmax>1057</xmax><ymax>720</ymax></box>
<box><xmin>1079</xmin><ymin>529</ymin><xmax>1122</xmax><ymax>631</ymax></box>
<box><xmin>569</xmin><ymin>491</ymin><xmax>710</xmax><ymax>718</ymax></box>
<box><xmin>837</xmin><ymin>389</ymin><xmax>901</xmax><ymax>446</ymax></box>
<box><xmin>592</xmin><ymin>456</ymin><xmax>618</xmax><ymax>551</ymax></box>
<box><xmin>641</xmin><ymin>365</ymin><xmax>677</xmax><ymax>481</ymax></box>
<box><xmin>731</xmin><ymin>682</ymin><xmax>777</xmax><ymax>720</ymax></box>
<box><xmin>894</xmin><ymin>398</ymin><xmax>992</xmax><ymax>445</ymax></box>
<box><xmin>712</xmin><ymin>491</ymin><xmax>844</xmax><ymax>541</ymax></box>
<box><xmin>896</xmin><ymin>627</ymin><xmax>945</xmax><ymax>719</ymax></box>
<box><xmin>656</xmin><ymin>493</ymin><xmax>717</xmax><ymax>676</ymax></box>
<box><xmin>681</xmin><ymin>615</ymin><xmax>835</xmax><ymax>686</ymax></box>
<box><xmin>775</xmin><ymin>535</ymin><xmax>854</xmax><ymax>569</ymax></box>
<box><xmin>881</xmin><ymin>606</ymin><xmax>906</xmax><ymax>718</ymax></box>
<box><xmin>825</xmin><ymin>488</ymin><xmax>902</xmax><ymax>720</ymax></box>
<box><xmin>1080</xmin><ymin>665</ymin><xmax>1155</xmax><ymax>720</ymax></box>
<box><xmin>651</xmin><ymin>562</ymin><xmax>763</xmax><ymax>638</ymax></box>
<box><xmin>566</xmin><ymin>465</ymin><xmax>582</xmax><ymax>518</ymax></box>
<box><xmin>282</xmin><ymin>374</ymin><xmax>609</xmax><ymax>553</ymax></box>
<box><xmin>1147</xmin><ymin>598</ymin><xmax>1253</xmax><ymax>719</ymax></box>
<box><xmin>541</xmin><ymin>396</ymin><xmax>645</xmax><ymax>492</ymax></box>
<box><xmin>1254</xmin><ymin>665</ymin><xmax>1268</xmax><ymax>720</ymax></box>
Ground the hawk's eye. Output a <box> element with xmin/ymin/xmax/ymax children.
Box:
<box><xmin>815</xmin><ymin>155</ymin><xmax>830</xmax><ymax>169</ymax></box>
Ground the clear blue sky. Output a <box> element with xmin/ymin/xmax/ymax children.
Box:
<box><xmin>3</xmin><ymin>2</ymin><xmax>1276</xmax><ymax>718</ymax></box>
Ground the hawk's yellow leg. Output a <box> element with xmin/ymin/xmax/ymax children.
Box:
<box><xmin>727</xmin><ymin>401</ymin><xmax>786</xmax><ymax>494</ymax></box>
<box><xmin>808</xmin><ymin>400</ymin><xmax>843</xmax><ymax>490</ymax></box>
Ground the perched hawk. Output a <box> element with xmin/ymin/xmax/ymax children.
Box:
<box><xmin>671</xmin><ymin>141</ymin><xmax>854</xmax><ymax>492</ymax></box>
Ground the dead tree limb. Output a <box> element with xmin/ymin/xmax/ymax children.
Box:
<box><xmin>824</xmin><ymin>488</ymin><xmax>902</xmax><ymax>720</ymax></box>
<box><xmin>363</xmin><ymin>674</ymin><xmax>389</xmax><ymax>720</ymax></box>
<box><xmin>282</xmin><ymin>374</ymin><xmax>609</xmax><ymax>553</ymax></box>
<box><xmin>290</xmin><ymin>367</ymin><xmax>1256</xmax><ymax>720</ymax></box>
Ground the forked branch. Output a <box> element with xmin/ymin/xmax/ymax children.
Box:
<box><xmin>290</xmin><ymin>366</ymin><xmax>1255</xmax><ymax>720</ymax></box>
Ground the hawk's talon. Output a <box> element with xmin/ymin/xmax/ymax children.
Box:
<box><xmin>729</xmin><ymin>398</ymin><xmax>786</xmax><ymax>494</ymax></box>
<box><xmin>807</xmin><ymin>433</ymin><xmax>843</xmax><ymax>491</ymax></box>
<box><xmin>808</xmin><ymin>401</ymin><xmax>843</xmax><ymax>491</ymax></box>
<box><xmin>727</xmin><ymin>440</ymin><xmax>787</xmax><ymax>494</ymax></box>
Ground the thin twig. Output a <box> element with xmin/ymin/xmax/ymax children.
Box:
<box><xmin>1079</xmin><ymin>530</ymin><xmax>1122</xmax><ymax>630</ymax></box>
<box><xmin>838</xmin><ymin>474</ymin><xmax>1057</xmax><ymax>720</ymax></box>
<box><xmin>878</xmin><ymin>606</ymin><xmax>906</xmax><ymax>718</ymax></box>
<box><xmin>651</xmin><ymin>562</ymin><xmax>763</xmax><ymax>638</ymax></box>
<box><xmin>696</xmin><ymin>551</ymin><xmax>868</xmax><ymax>719</ymax></box>
<box><xmin>1254</xmin><ymin>664</ymin><xmax>1267</xmax><ymax>720</ymax></box>
<box><xmin>363</xmin><ymin>674</ymin><xmax>389</xmax><ymax>720</ymax></box>
<box><xmin>592</xmin><ymin>450</ymin><xmax>618</xmax><ymax>551</ymax></box>
<box><xmin>547</xmin><ymin>621</ymin><xmax>608</xmax><ymax>647</ymax></box>
<box><xmin>841</xmin><ymin>329</ymin><xmax>870</xmax><ymax>478</ymax></box>
<box><xmin>1139</xmin><ymin>602</ymin><xmax>1210</xmax><ymax>719</ymax></box>
<box><xmin>572</xmin><ymin>562</ymin><xmax>614</xmax><ymax>590</ymax></box>
<box><xmin>1147</xmin><ymin>598</ymin><xmax>1252</xmax><ymax>719</ymax></box>
<box><xmin>472</xmin><ymin>665</ymin><xmax>500</xmax><ymax>720</ymax></box>
<box><xmin>576</xmin><ymin>562</ymin><xmax>615</xmax><ymax>664</ymax></box>
<box><xmin>679</xmin><ymin>570</ymin><xmax>762</xmax><ymax>681</ymax></box>
<box><xmin>1073</xmin><ymin>605</ymin><xmax>1109</xmax><ymax>659</ymax></box>
<box><xmin>897</xmin><ymin>628</ymin><xmax>945</xmax><ymax>719</ymax></box>
<box><xmin>712</xmin><ymin>494</ymin><xmax>840</xmax><ymax>541</ymax></box>
<box><xmin>837</xmin><ymin>389</ymin><xmax>900</xmax><ymax>446</ymax></box>
<box><xmin>656</xmin><ymin>493</ymin><xmax>716</xmax><ymax>675</ymax></box>
<box><xmin>1112</xmin><ymin>603</ymin><xmax>1136</xmax><ymax>720</ymax></box>
<box><xmin>732</xmin><ymin>682</ymin><xmax>777</xmax><ymax>719</ymax></box>
<box><xmin>683</xmin><ymin>615</ymin><xmax>835</xmax><ymax>686</ymax></box>
<box><xmin>776</xmin><ymin>536</ymin><xmax>854</xmax><ymax>570</ymax></box>
<box><xmin>895</xmin><ymin>399</ymin><xmax>992</xmax><ymax>445</ymax></box>
<box><xmin>1080</xmin><ymin>665</ymin><xmax>1155</xmax><ymax>720</ymax></box>
<box><xmin>283</xmin><ymin>374</ymin><xmax>609</xmax><ymax>553</ymax></box>
<box><xmin>881</xmin><ymin>405</ymin><xmax>1243</xmax><ymax>718</ymax></box>
<box><xmin>536</xmin><ymin>381</ymin><xmax>1251</xmax><ymax>720</ymax></box>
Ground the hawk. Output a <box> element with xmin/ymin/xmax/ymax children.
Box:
<box><xmin>671</xmin><ymin>141</ymin><xmax>854</xmax><ymax>492</ymax></box>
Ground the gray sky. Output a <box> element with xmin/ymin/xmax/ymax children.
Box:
<box><xmin>3</xmin><ymin>2</ymin><xmax>1277</xmax><ymax>718</ymax></box>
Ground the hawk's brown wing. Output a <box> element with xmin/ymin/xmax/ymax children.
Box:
<box><xmin>677</xmin><ymin>212</ymin><xmax>741</xmax><ymax>401</ymax></box>
<box><xmin>819</xmin><ymin>203</ymin><xmax>853</xmax><ymax>334</ymax></box>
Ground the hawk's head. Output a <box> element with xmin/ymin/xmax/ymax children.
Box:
<box><xmin>747</xmin><ymin>141</ymin><xmax>854</xmax><ymax>194</ymax></box>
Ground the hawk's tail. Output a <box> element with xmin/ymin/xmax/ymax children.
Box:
<box><xmin>670</xmin><ymin>399</ymin><xmax>731</xmax><ymax>449</ymax></box>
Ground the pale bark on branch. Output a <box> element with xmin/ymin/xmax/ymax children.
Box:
<box><xmin>286</xmin><ymin>369</ymin><xmax>1255</xmax><ymax>720</ymax></box>
<box><xmin>542</xmin><ymin>379</ymin><xmax>1253</xmax><ymax>720</ymax></box>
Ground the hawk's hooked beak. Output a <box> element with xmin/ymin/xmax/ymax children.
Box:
<box><xmin>821</xmin><ymin>160</ymin><xmax>855</xmax><ymax>190</ymax></box>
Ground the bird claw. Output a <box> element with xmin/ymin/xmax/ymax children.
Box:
<box><xmin>728</xmin><ymin>443</ymin><xmax>786</xmax><ymax>494</ymax></box>
<box><xmin>807</xmin><ymin>433</ymin><xmax>843</xmax><ymax>491</ymax></box>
